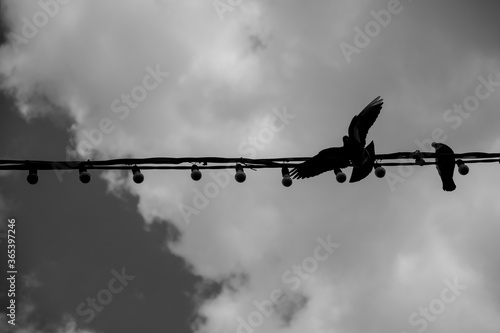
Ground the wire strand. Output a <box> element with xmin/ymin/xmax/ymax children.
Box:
<box><xmin>1</xmin><ymin>152</ymin><xmax>499</xmax><ymax>171</ymax></box>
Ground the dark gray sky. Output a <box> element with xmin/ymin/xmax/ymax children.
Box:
<box><xmin>0</xmin><ymin>92</ymin><xmax>202</xmax><ymax>333</ymax></box>
<box><xmin>1</xmin><ymin>1</ymin><xmax>500</xmax><ymax>333</ymax></box>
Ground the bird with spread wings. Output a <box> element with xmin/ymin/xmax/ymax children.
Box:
<box><xmin>290</xmin><ymin>96</ymin><xmax>383</xmax><ymax>183</ymax></box>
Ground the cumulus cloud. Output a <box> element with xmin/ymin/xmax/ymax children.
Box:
<box><xmin>1</xmin><ymin>0</ymin><xmax>500</xmax><ymax>333</ymax></box>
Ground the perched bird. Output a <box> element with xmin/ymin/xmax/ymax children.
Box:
<box><xmin>431</xmin><ymin>142</ymin><xmax>456</xmax><ymax>191</ymax></box>
<box><xmin>290</xmin><ymin>146</ymin><xmax>349</xmax><ymax>179</ymax></box>
<box><xmin>291</xmin><ymin>96</ymin><xmax>383</xmax><ymax>182</ymax></box>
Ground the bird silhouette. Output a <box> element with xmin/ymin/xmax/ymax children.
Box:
<box><xmin>349</xmin><ymin>141</ymin><xmax>375</xmax><ymax>183</ymax></box>
<box><xmin>290</xmin><ymin>146</ymin><xmax>349</xmax><ymax>179</ymax></box>
<box><xmin>431</xmin><ymin>142</ymin><xmax>456</xmax><ymax>191</ymax></box>
<box><xmin>291</xmin><ymin>96</ymin><xmax>383</xmax><ymax>182</ymax></box>
<box><xmin>343</xmin><ymin>96</ymin><xmax>383</xmax><ymax>167</ymax></box>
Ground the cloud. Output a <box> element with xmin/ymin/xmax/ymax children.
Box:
<box><xmin>1</xmin><ymin>0</ymin><xmax>500</xmax><ymax>333</ymax></box>
<box><xmin>1</xmin><ymin>291</ymin><xmax>94</xmax><ymax>333</ymax></box>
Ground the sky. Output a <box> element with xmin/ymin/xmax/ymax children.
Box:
<box><xmin>1</xmin><ymin>0</ymin><xmax>500</xmax><ymax>333</ymax></box>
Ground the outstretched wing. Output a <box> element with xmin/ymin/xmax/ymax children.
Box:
<box><xmin>348</xmin><ymin>96</ymin><xmax>383</xmax><ymax>147</ymax></box>
<box><xmin>290</xmin><ymin>147</ymin><xmax>349</xmax><ymax>179</ymax></box>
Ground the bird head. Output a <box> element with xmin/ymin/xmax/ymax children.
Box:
<box><xmin>342</xmin><ymin>136</ymin><xmax>350</xmax><ymax>146</ymax></box>
<box><xmin>431</xmin><ymin>142</ymin><xmax>441</xmax><ymax>150</ymax></box>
